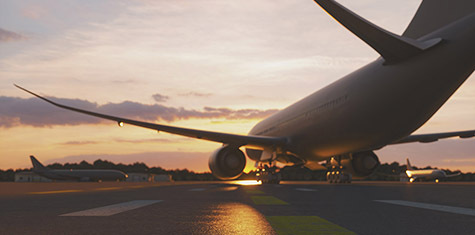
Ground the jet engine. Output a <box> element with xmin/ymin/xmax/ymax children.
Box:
<box><xmin>340</xmin><ymin>151</ymin><xmax>380</xmax><ymax>178</ymax></box>
<box><xmin>209</xmin><ymin>145</ymin><xmax>246</xmax><ymax>180</ymax></box>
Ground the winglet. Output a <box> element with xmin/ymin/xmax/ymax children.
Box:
<box><xmin>313</xmin><ymin>0</ymin><xmax>441</xmax><ymax>64</ymax></box>
<box><xmin>30</xmin><ymin>155</ymin><xmax>49</xmax><ymax>172</ymax></box>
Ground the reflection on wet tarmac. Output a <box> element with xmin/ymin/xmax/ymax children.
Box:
<box><xmin>199</xmin><ymin>203</ymin><xmax>275</xmax><ymax>234</ymax></box>
<box><xmin>230</xmin><ymin>180</ymin><xmax>262</xmax><ymax>186</ymax></box>
<box><xmin>216</xmin><ymin>186</ymin><xmax>239</xmax><ymax>191</ymax></box>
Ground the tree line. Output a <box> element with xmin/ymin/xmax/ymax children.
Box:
<box><xmin>0</xmin><ymin>159</ymin><xmax>473</xmax><ymax>181</ymax></box>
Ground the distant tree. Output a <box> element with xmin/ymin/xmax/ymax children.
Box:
<box><xmin>1</xmin><ymin>159</ymin><xmax>473</xmax><ymax>182</ymax></box>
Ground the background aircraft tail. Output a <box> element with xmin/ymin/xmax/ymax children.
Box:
<box><xmin>30</xmin><ymin>155</ymin><xmax>49</xmax><ymax>172</ymax></box>
<box><xmin>403</xmin><ymin>0</ymin><xmax>475</xmax><ymax>39</ymax></box>
<box><xmin>406</xmin><ymin>158</ymin><xmax>414</xmax><ymax>170</ymax></box>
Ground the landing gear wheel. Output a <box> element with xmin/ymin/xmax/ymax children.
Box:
<box><xmin>327</xmin><ymin>171</ymin><xmax>352</xmax><ymax>184</ymax></box>
<box><xmin>256</xmin><ymin>163</ymin><xmax>281</xmax><ymax>184</ymax></box>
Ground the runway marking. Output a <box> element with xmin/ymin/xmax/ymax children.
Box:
<box><xmin>29</xmin><ymin>189</ymin><xmax>83</xmax><ymax>195</ymax></box>
<box><xmin>128</xmin><ymin>185</ymin><xmax>147</xmax><ymax>188</ymax></box>
<box><xmin>375</xmin><ymin>200</ymin><xmax>475</xmax><ymax>216</ymax></box>
<box><xmin>189</xmin><ymin>188</ymin><xmax>206</xmax><ymax>191</ymax></box>
<box><xmin>61</xmin><ymin>200</ymin><xmax>162</xmax><ymax>216</ymax></box>
<box><xmin>251</xmin><ymin>196</ymin><xmax>288</xmax><ymax>205</ymax></box>
<box><xmin>266</xmin><ymin>216</ymin><xmax>356</xmax><ymax>235</ymax></box>
<box><xmin>295</xmin><ymin>188</ymin><xmax>317</xmax><ymax>192</ymax></box>
<box><xmin>245</xmin><ymin>189</ymin><xmax>265</xmax><ymax>194</ymax></box>
<box><xmin>95</xmin><ymin>187</ymin><xmax>122</xmax><ymax>191</ymax></box>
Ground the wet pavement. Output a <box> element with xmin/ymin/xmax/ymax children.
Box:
<box><xmin>0</xmin><ymin>181</ymin><xmax>474</xmax><ymax>234</ymax></box>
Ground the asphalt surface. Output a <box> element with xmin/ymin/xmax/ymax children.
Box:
<box><xmin>0</xmin><ymin>181</ymin><xmax>474</xmax><ymax>234</ymax></box>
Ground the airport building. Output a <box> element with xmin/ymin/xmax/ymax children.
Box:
<box><xmin>15</xmin><ymin>172</ymin><xmax>52</xmax><ymax>182</ymax></box>
<box><xmin>399</xmin><ymin>173</ymin><xmax>410</xmax><ymax>182</ymax></box>
<box><xmin>153</xmin><ymin>174</ymin><xmax>173</xmax><ymax>182</ymax></box>
<box><xmin>126</xmin><ymin>173</ymin><xmax>150</xmax><ymax>182</ymax></box>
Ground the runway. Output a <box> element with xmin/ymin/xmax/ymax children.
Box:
<box><xmin>0</xmin><ymin>181</ymin><xmax>474</xmax><ymax>234</ymax></box>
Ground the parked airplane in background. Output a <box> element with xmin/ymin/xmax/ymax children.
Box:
<box><xmin>30</xmin><ymin>156</ymin><xmax>127</xmax><ymax>182</ymax></box>
<box><xmin>17</xmin><ymin>0</ymin><xmax>474</xmax><ymax>183</ymax></box>
<box><xmin>405</xmin><ymin>158</ymin><xmax>460</xmax><ymax>183</ymax></box>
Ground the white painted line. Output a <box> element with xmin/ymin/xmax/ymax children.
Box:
<box><xmin>375</xmin><ymin>200</ymin><xmax>475</xmax><ymax>216</ymax></box>
<box><xmin>295</xmin><ymin>188</ymin><xmax>317</xmax><ymax>192</ymax></box>
<box><xmin>61</xmin><ymin>200</ymin><xmax>162</xmax><ymax>216</ymax></box>
<box><xmin>189</xmin><ymin>188</ymin><xmax>206</xmax><ymax>191</ymax></box>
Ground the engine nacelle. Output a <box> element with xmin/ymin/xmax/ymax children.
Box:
<box><xmin>209</xmin><ymin>145</ymin><xmax>246</xmax><ymax>180</ymax></box>
<box><xmin>340</xmin><ymin>151</ymin><xmax>380</xmax><ymax>178</ymax></box>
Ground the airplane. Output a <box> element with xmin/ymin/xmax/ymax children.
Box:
<box><xmin>29</xmin><ymin>156</ymin><xmax>127</xmax><ymax>182</ymax></box>
<box><xmin>405</xmin><ymin>158</ymin><xmax>461</xmax><ymax>183</ymax></box>
<box><xmin>16</xmin><ymin>0</ymin><xmax>474</xmax><ymax>183</ymax></box>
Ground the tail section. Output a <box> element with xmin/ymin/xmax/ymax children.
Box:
<box><xmin>30</xmin><ymin>155</ymin><xmax>49</xmax><ymax>172</ymax></box>
<box><xmin>312</xmin><ymin>0</ymin><xmax>441</xmax><ymax>64</ymax></box>
<box><xmin>406</xmin><ymin>158</ymin><xmax>413</xmax><ymax>170</ymax></box>
<box><xmin>403</xmin><ymin>0</ymin><xmax>475</xmax><ymax>39</ymax></box>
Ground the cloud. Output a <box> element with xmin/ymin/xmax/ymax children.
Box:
<box><xmin>0</xmin><ymin>28</ymin><xmax>26</xmax><ymax>42</ymax></box>
<box><xmin>21</xmin><ymin>5</ymin><xmax>47</xmax><ymax>19</ymax></box>
<box><xmin>178</xmin><ymin>92</ymin><xmax>213</xmax><ymax>97</ymax></box>
<box><xmin>0</xmin><ymin>96</ymin><xmax>278</xmax><ymax>128</ymax></box>
<box><xmin>113</xmin><ymin>138</ymin><xmax>180</xmax><ymax>144</ymax></box>
<box><xmin>59</xmin><ymin>140</ymin><xmax>100</xmax><ymax>145</ymax></box>
<box><xmin>112</xmin><ymin>79</ymin><xmax>139</xmax><ymax>84</ymax></box>
<box><xmin>152</xmin><ymin>93</ymin><xmax>169</xmax><ymax>102</ymax></box>
<box><xmin>57</xmin><ymin>138</ymin><xmax>185</xmax><ymax>145</ymax></box>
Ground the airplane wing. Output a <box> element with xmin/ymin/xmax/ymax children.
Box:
<box><xmin>446</xmin><ymin>172</ymin><xmax>461</xmax><ymax>178</ymax></box>
<box><xmin>391</xmin><ymin>130</ymin><xmax>475</xmax><ymax>144</ymax></box>
<box><xmin>15</xmin><ymin>85</ymin><xmax>288</xmax><ymax>148</ymax></box>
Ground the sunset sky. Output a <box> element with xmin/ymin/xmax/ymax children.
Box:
<box><xmin>1</xmin><ymin>0</ymin><xmax>474</xmax><ymax>173</ymax></box>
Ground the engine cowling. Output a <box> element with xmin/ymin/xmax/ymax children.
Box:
<box><xmin>340</xmin><ymin>151</ymin><xmax>380</xmax><ymax>178</ymax></box>
<box><xmin>209</xmin><ymin>145</ymin><xmax>246</xmax><ymax>180</ymax></box>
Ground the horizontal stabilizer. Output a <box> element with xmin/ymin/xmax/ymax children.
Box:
<box><xmin>313</xmin><ymin>0</ymin><xmax>441</xmax><ymax>64</ymax></box>
<box><xmin>403</xmin><ymin>0</ymin><xmax>475</xmax><ymax>39</ymax></box>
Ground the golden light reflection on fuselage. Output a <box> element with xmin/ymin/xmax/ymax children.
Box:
<box><xmin>202</xmin><ymin>202</ymin><xmax>274</xmax><ymax>234</ymax></box>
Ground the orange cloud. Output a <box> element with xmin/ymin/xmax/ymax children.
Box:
<box><xmin>0</xmin><ymin>28</ymin><xmax>27</xmax><ymax>42</ymax></box>
<box><xmin>0</xmin><ymin>96</ymin><xmax>278</xmax><ymax>128</ymax></box>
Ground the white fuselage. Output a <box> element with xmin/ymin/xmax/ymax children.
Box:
<box><xmin>36</xmin><ymin>169</ymin><xmax>127</xmax><ymax>181</ymax></box>
<box><xmin>406</xmin><ymin>169</ymin><xmax>447</xmax><ymax>180</ymax></box>
<box><xmin>249</xmin><ymin>14</ymin><xmax>475</xmax><ymax>163</ymax></box>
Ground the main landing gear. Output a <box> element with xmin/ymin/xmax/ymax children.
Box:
<box><xmin>256</xmin><ymin>163</ymin><xmax>282</xmax><ymax>184</ymax></box>
<box><xmin>326</xmin><ymin>156</ymin><xmax>352</xmax><ymax>183</ymax></box>
<box><xmin>326</xmin><ymin>171</ymin><xmax>352</xmax><ymax>183</ymax></box>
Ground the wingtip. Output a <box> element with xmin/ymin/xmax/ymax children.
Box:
<box><xmin>14</xmin><ymin>84</ymin><xmax>46</xmax><ymax>100</ymax></box>
<box><xmin>14</xmin><ymin>84</ymin><xmax>30</xmax><ymax>93</ymax></box>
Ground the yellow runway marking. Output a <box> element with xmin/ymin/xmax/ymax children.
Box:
<box><xmin>266</xmin><ymin>216</ymin><xmax>356</xmax><ymax>235</ymax></box>
<box><xmin>29</xmin><ymin>189</ymin><xmax>83</xmax><ymax>195</ymax></box>
<box><xmin>251</xmin><ymin>196</ymin><xmax>288</xmax><ymax>205</ymax></box>
<box><xmin>128</xmin><ymin>185</ymin><xmax>148</xmax><ymax>188</ymax></box>
<box><xmin>245</xmin><ymin>189</ymin><xmax>265</xmax><ymax>194</ymax></box>
<box><xmin>94</xmin><ymin>187</ymin><xmax>122</xmax><ymax>191</ymax></box>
